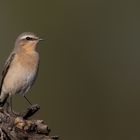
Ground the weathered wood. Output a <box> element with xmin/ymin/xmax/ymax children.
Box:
<box><xmin>0</xmin><ymin>103</ymin><xmax>59</xmax><ymax>140</ymax></box>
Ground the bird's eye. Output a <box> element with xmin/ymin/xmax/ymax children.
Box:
<box><xmin>26</xmin><ymin>37</ymin><xmax>32</xmax><ymax>40</ymax></box>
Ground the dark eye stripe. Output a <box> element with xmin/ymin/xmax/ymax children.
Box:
<box><xmin>25</xmin><ymin>36</ymin><xmax>38</xmax><ymax>41</ymax></box>
<box><xmin>26</xmin><ymin>37</ymin><xmax>32</xmax><ymax>40</ymax></box>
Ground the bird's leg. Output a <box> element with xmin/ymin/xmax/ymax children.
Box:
<box><xmin>24</xmin><ymin>95</ymin><xmax>32</xmax><ymax>106</ymax></box>
<box><xmin>9</xmin><ymin>95</ymin><xmax>13</xmax><ymax>113</ymax></box>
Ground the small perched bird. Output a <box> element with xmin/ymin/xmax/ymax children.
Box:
<box><xmin>0</xmin><ymin>32</ymin><xmax>43</xmax><ymax>108</ymax></box>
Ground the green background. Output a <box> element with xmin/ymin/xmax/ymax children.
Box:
<box><xmin>0</xmin><ymin>0</ymin><xmax>140</xmax><ymax>140</ymax></box>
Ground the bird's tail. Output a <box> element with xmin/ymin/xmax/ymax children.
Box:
<box><xmin>0</xmin><ymin>92</ymin><xmax>9</xmax><ymax>107</ymax></box>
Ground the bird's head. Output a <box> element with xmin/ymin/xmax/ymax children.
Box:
<box><xmin>15</xmin><ymin>32</ymin><xmax>43</xmax><ymax>51</ymax></box>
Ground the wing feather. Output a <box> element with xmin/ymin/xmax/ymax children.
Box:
<box><xmin>0</xmin><ymin>53</ymin><xmax>15</xmax><ymax>94</ymax></box>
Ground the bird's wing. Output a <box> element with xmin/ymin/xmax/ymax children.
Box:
<box><xmin>0</xmin><ymin>53</ymin><xmax>15</xmax><ymax>93</ymax></box>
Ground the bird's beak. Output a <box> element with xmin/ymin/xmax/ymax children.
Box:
<box><xmin>38</xmin><ymin>38</ymin><xmax>44</xmax><ymax>41</ymax></box>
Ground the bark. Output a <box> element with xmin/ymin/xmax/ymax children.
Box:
<box><xmin>0</xmin><ymin>103</ymin><xmax>59</xmax><ymax>140</ymax></box>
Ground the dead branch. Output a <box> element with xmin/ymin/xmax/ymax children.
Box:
<box><xmin>0</xmin><ymin>103</ymin><xmax>59</xmax><ymax>140</ymax></box>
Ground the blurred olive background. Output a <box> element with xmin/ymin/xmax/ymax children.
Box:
<box><xmin>0</xmin><ymin>0</ymin><xmax>140</xmax><ymax>140</ymax></box>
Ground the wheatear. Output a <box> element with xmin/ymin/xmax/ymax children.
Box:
<box><xmin>0</xmin><ymin>32</ymin><xmax>42</xmax><ymax>108</ymax></box>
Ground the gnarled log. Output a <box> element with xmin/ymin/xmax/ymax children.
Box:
<box><xmin>0</xmin><ymin>103</ymin><xmax>58</xmax><ymax>140</ymax></box>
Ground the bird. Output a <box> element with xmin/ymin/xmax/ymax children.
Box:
<box><xmin>0</xmin><ymin>32</ymin><xmax>43</xmax><ymax>109</ymax></box>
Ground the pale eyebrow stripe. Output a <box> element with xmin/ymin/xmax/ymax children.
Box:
<box><xmin>20</xmin><ymin>35</ymin><xmax>35</xmax><ymax>40</ymax></box>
